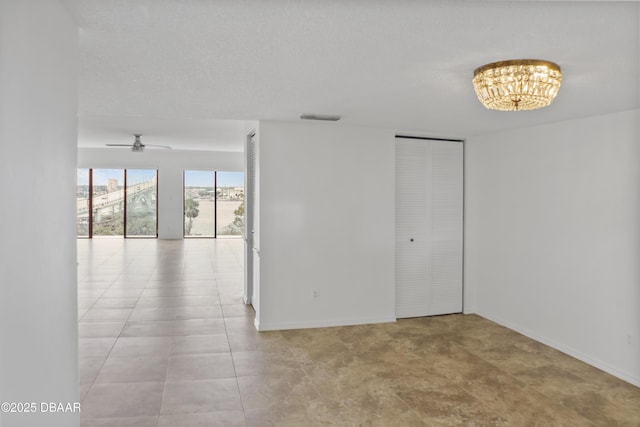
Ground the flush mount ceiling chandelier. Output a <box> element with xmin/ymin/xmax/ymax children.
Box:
<box><xmin>472</xmin><ymin>59</ymin><xmax>562</xmax><ymax>111</ymax></box>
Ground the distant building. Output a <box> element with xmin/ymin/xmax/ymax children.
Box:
<box><xmin>107</xmin><ymin>178</ymin><xmax>119</xmax><ymax>193</ymax></box>
<box><xmin>217</xmin><ymin>187</ymin><xmax>244</xmax><ymax>200</ymax></box>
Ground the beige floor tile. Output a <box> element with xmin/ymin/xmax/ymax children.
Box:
<box><xmin>81</xmin><ymin>308</ymin><xmax>133</xmax><ymax>322</ymax></box>
<box><xmin>82</xmin><ymin>382</ymin><xmax>164</xmax><ymax>418</ymax></box>
<box><xmin>145</xmin><ymin>280</ymin><xmax>188</xmax><ymax>288</ymax></box>
<box><xmin>167</xmin><ymin>353</ymin><xmax>236</xmax><ymax>381</ymax></box>
<box><xmin>232</xmin><ymin>350</ymin><xmax>299</xmax><ymax>377</ymax></box>
<box><xmin>171</xmin><ymin>334</ymin><xmax>230</xmax><ymax>355</ymax></box>
<box><xmin>100</xmin><ymin>288</ymin><xmax>145</xmax><ymax>298</ymax></box>
<box><xmin>136</xmin><ymin>296</ymin><xmax>182</xmax><ymax>308</ymax></box>
<box><xmin>226</xmin><ymin>330</ymin><xmax>288</xmax><ymax>353</ymax></box>
<box><xmin>109</xmin><ymin>336</ymin><xmax>173</xmax><ymax>358</ymax></box>
<box><xmin>92</xmin><ymin>297</ymin><xmax>139</xmax><ymax>309</ymax></box>
<box><xmin>160</xmin><ymin>378</ymin><xmax>243</xmax><ymax>415</ymax></box>
<box><xmin>141</xmin><ymin>287</ymin><xmax>182</xmax><ymax>297</ymax></box>
<box><xmin>78</xmin><ymin>296</ymin><xmax>100</xmax><ymax>309</ymax></box>
<box><xmin>81</xmin><ymin>416</ymin><xmax>158</xmax><ymax>427</ymax></box>
<box><xmin>174</xmin><ymin>318</ymin><xmax>226</xmax><ymax>335</ymax></box>
<box><xmin>157</xmin><ymin>410</ymin><xmax>246</xmax><ymax>427</ymax></box>
<box><xmin>95</xmin><ymin>356</ymin><xmax>169</xmax><ymax>383</ymax></box>
<box><xmin>79</xmin><ymin>321</ymin><xmax>125</xmax><ymax>338</ymax></box>
<box><xmin>237</xmin><ymin>370</ymin><xmax>319</xmax><ymax>412</ymax></box>
<box><xmin>180</xmin><ymin>286</ymin><xmax>219</xmax><ymax>296</ymax></box>
<box><xmin>219</xmin><ymin>296</ymin><xmax>245</xmax><ymax>306</ymax></box>
<box><xmin>78</xmin><ymin>337</ymin><xmax>117</xmax><ymax>359</ymax></box>
<box><xmin>177</xmin><ymin>296</ymin><xmax>219</xmax><ymax>306</ymax></box>
<box><xmin>79</xmin><ymin>356</ymin><xmax>107</xmax><ymax>385</ymax></box>
<box><xmin>224</xmin><ymin>316</ymin><xmax>257</xmax><ymax>332</ymax></box>
<box><xmin>175</xmin><ymin>280</ymin><xmax>217</xmax><ymax>289</ymax></box>
<box><xmin>221</xmin><ymin>304</ymin><xmax>254</xmax><ymax>318</ymax></box>
<box><xmin>120</xmin><ymin>320</ymin><xmax>175</xmax><ymax>337</ymax></box>
<box><xmin>80</xmin><ymin>383</ymin><xmax>92</xmax><ymax>403</ymax></box>
<box><xmin>77</xmin><ymin>239</ymin><xmax>640</xmax><ymax>426</ymax></box>
<box><xmin>175</xmin><ymin>305</ymin><xmax>223</xmax><ymax>320</ymax></box>
<box><xmin>78</xmin><ymin>289</ymin><xmax>108</xmax><ymax>299</ymax></box>
<box><xmin>129</xmin><ymin>307</ymin><xmax>177</xmax><ymax>321</ymax></box>
<box><xmin>108</xmin><ymin>281</ymin><xmax>148</xmax><ymax>289</ymax></box>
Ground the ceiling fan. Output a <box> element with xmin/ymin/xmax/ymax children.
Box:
<box><xmin>106</xmin><ymin>134</ymin><xmax>172</xmax><ymax>152</ymax></box>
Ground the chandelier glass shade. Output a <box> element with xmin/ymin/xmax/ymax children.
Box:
<box><xmin>472</xmin><ymin>59</ymin><xmax>562</xmax><ymax>111</ymax></box>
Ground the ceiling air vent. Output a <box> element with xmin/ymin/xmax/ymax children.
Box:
<box><xmin>300</xmin><ymin>114</ymin><xmax>341</xmax><ymax>121</ymax></box>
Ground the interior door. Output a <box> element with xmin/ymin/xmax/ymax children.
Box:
<box><xmin>428</xmin><ymin>140</ymin><xmax>463</xmax><ymax>315</ymax></box>
<box><xmin>395</xmin><ymin>137</ymin><xmax>463</xmax><ymax>318</ymax></box>
<box><xmin>395</xmin><ymin>139</ymin><xmax>429</xmax><ymax>318</ymax></box>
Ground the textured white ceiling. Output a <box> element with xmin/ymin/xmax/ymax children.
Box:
<box><xmin>77</xmin><ymin>116</ymin><xmax>249</xmax><ymax>152</ymax></box>
<box><xmin>64</xmin><ymin>0</ymin><xmax>639</xmax><ymax>150</ymax></box>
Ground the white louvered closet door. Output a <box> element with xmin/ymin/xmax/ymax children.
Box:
<box><xmin>395</xmin><ymin>138</ymin><xmax>463</xmax><ymax>318</ymax></box>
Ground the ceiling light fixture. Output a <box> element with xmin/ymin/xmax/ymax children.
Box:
<box><xmin>472</xmin><ymin>59</ymin><xmax>562</xmax><ymax>111</ymax></box>
<box><xmin>105</xmin><ymin>134</ymin><xmax>172</xmax><ymax>152</ymax></box>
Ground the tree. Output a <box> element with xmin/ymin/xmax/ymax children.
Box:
<box><xmin>232</xmin><ymin>201</ymin><xmax>244</xmax><ymax>228</ymax></box>
<box><xmin>184</xmin><ymin>197</ymin><xmax>200</xmax><ymax>235</ymax></box>
<box><xmin>92</xmin><ymin>212</ymin><xmax>124</xmax><ymax>236</ymax></box>
<box><xmin>126</xmin><ymin>214</ymin><xmax>156</xmax><ymax>236</ymax></box>
<box><xmin>219</xmin><ymin>201</ymin><xmax>244</xmax><ymax>235</ymax></box>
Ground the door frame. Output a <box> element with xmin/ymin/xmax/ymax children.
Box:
<box><xmin>243</xmin><ymin>131</ymin><xmax>256</xmax><ymax>305</ymax></box>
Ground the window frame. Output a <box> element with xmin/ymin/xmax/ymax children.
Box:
<box><xmin>77</xmin><ymin>168</ymin><xmax>158</xmax><ymax>239</ymax></box>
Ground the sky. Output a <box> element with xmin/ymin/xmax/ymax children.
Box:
<box><xmin>185</xmin><ymin>170</ymin><xmax>243</xmax><ymax>187</ymax></box>
<box><xmin>79</xmin><ymin>169</ymin><xmax>243</xmax><ymax>187</ymax></box>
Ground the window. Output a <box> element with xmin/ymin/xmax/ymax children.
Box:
<box><xmin>184</xmin><ymin>170</ymin><xmax>244</xmax><ymax>238</ymax></box>
<box><xmin>184</xmin><ymin>170</ymin><xmax>215</xmax><ymax>237</ymax></box>
<box><xmin>77</xmin><ymin>168</ymin><xmax>158</xmax><ymax>238</ymax></box>
<box><xmin>216</xmin><ymin>171</ymin><xmax>244</xmax><ymax>237</ymax></box>
<box><xmin>92</xmin><ymin>169</ymin><xmax>124</xmax><ymax>236</ymax></box>
<box><xmin>76</xmin><ymin>168</ymin><xmax>90</xmax><ymax>237</ymax></box>
<box><xmin>126</xmin><ymin>169</ymin><xmax>158</xmax><ymax>237</ymax></box>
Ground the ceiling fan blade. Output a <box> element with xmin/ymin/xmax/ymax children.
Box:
<box><xmin>145</xmin><ymin>145</ymin><xmax>172</xmax><ymax>150</ymax></box>
<box><xmin>105</xmin><ymin>144</ymin><xmax>133</xmax><ymax>147</ymax></box>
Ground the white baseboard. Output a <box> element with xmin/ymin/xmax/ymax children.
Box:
<box><xmin>257</xmin><ymin>316</ymin><xmax>396</xmax><ymax>332</ymax></box>
<box><xmin>477</xmin><ymin>310</ymin><xmax>640</xmax><ymax>388</ymax></box>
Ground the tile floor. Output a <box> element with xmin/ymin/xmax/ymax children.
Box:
<box><xmin>78</xmin><ymin>239</ymin><xmax>640</xmax><ymax>426</ymax></box>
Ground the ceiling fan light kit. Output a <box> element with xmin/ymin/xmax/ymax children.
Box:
<box><xmin>472</xmin><ymin>59</ymin><xmax>562</xmax><ymax>111</ymax></box>
<box><xmin>131</xmin><ymin>134</ymin><xmax>144</xmax><ymax>152</ymax></box>
<box><xmin>105</xmin><ymin>134</ymin><xmax>172</xmax><ymax>152</ymax></box>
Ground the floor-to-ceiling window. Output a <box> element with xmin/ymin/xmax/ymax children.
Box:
<box><xmin>92</xmin><ymin>169</ymin><xmax>124</xmax><ymax>236</ymax></box>
<box><xmin>126</xmin><ymin>169</ymin><xmax>158</xmax><ymax>237</ymax></box>
<box><xmin>184</xmin><ymin>170</ymin><xmax>215</xmax><ymax>237</ymax></box>
<box><xmin>77</xmin><ymin>168</ymin><xmax>158</xmax><ymax>238</ymax></box>
<box><xmin>216</xmin><ymin>171</ymin><xmax>244</xmax><ymax>237</ymax></box>
<box><xmin>184</xmin><ymin>170</ymin><xmax>244</xmax><ymax>238</ymax></box>
<box><xmin>77</xmin><ymin>168</ymin><xmax>90</xmax><ymax>237</ymax></box>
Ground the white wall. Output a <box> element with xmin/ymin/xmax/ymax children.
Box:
<box><xmin>78</xmin><ymin>148</ymin><xmax>243</xmax><ymax>239</ymax></box>
<box><xmin>256</xmin><ymin>121</ymin><xmax>396</xmax><ymax>330</ymax></box>
<box><xmin>465</xmin><ymin>109</ymin><xmax>640</xmax><ymax>386</ymax></box>
<box><xmin>0</xmin><ymin>1</ymin><xmax>79</xmax><ymax>426</ymax></box>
